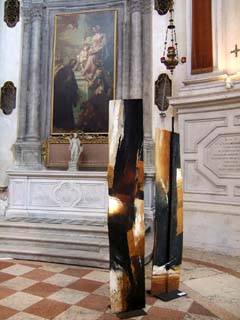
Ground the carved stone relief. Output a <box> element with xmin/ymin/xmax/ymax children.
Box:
<box><xmin>154</xmin><ymin>73</ymin><xmax>172</xmax><ymax>113</ymax></box>
<box><xmin>54</xmin><ymin>182</ymin><xmax>81</xmax><ymax>207</ymax></box>
<box><xmin>154</xmin><ymin>0</ymin><xmax>172</xmax><ymax>15</ymax></box>
<box><xmin>184</xmin><ymin>118</ymin><xmax>227</xmax><ymax>153</ymax></box>
<box><xmin>4</xmin><ymin>0</ymin><xmax>20</xmax><ymax>27</ymax></box>
<box><xmin>0</xmin><ymin>81</ymin><xmax>16</xmax><ymax>115</ymax></box>
<box><xmin>206</xmin><ymin>133</ymin><xmax>240</xmax><ymax>178</ymax></box>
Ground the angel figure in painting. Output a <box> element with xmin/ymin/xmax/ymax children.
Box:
<box><xmin>68</xmin><ymin>133</ymin><xmax>83</xmax><ymax>161</ymax></box>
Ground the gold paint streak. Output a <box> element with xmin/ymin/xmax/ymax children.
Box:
<box><xmin>168</xmin><ymin>273</ymin><xmax>180</xmax><ymax>292</ymax></box>
<box><xmin>127</xmin><ymin>229</ymin><xmax>136</xmax><ymax>258</ymax></box>
<box><xmin>155</xmin><ymin>129</ymin><xmax>171</xmax><ymax>191</ymax></box>
<box><xmin>107</xmin><ymin>165</ymin><xmax>114</xmax><ymax>189</ymax></box>
<box><xmin>133</xmin><ymin>199</ymin><xmax>145</xmax><ymax>256</ymax></box>
<box><xmin>151</xmin><ymin>274</ymin><xmax>168</xmax><ymax>295</ymax></box>
<box><xmin>137</xmin><ymin>160</ymin><xmax>144</xmax><ymax>190</ymax></box>
<box><xmin>176</xmin><ymin>168</ymin><xmax>183</xmax><ymax>235</ymax></box>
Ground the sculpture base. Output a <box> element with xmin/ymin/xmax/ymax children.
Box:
<box><xmin>68</xmin><ymin>161</ymin><xmax>78</xmax><ymax>171</ymax></box>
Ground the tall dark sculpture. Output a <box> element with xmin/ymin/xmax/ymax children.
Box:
<box><xmin>151</xmin><ymin>129</ymin><xmax>183</xmax><ymax>295</ymax></box>
<box><xmin>108</xmin><ymin>99</ymin><xmax>145</xmax><ymax>313</ymax></box>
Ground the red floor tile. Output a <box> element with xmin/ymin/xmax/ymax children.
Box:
<box><xmin>0</xmin><ymin>286</ymin><xmax>16</xmax><ymax>299</ymax></box>
<box><xmin>188</xmin><ymin>301</ymin><xmax>218</xmax><ymax>318</ymax></box>
<box><xmin>0</xmin><ymin>262</ymin><xmax>14</xmax><ymax>270</ymax></box>
<box><xmin>144</xmin><ymin>306</ymin><xmax>186</xmax><ymax>320</ymax></box>
<box><xmin>146</xmin><ymin>294</ymin><xmax>157</xmax><ymax>305</ymax></box>
<box><xmin>23</xmin><ymin>269</ymin><xmax>55</xmax><ymax>281</ymax></box>
<box><xmin>0</xmin><ymin>305</ymin><xmax>17</xmax><ymax>320</ymax></box>
<box><xmin>98</xmin><ymin>313</ymin><xmax>119</xmax><ymax>320</ymax></box>
<box><xmin>77</xmin><ymin>293</ymin><xmax>110</xmax><ymax>312</ymax></box>
<box><xmin>18</xmin><ymin>261</ymin><xmax>43</xmax><ymax>268</ymax></box>
<box><xmin>61</xmin><ymin>267</ymin><xmax>92</xmax><ymax>278</ymax></box>
<box><xmin>68</xmin><ymin>278</ymin><xmax>103</xmax><ymax>292</ymax></box>
<box><xmin>23</xmin><ymin>282</ymin><xmax>61</xmax><ymax>297</ymax></box>
<box><xmin>24</xmin><ymin>298</ymin><xmax>70</xmax><ymax>319</ymax></box>
<box><xmin>0</xmin><ymin>271</ymin><xmax>15</xmax><ymax>283</ymax></box>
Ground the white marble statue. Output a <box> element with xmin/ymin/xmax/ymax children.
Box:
<box><xmin>68</xmin><ymin>133</ymin><xmax>83</xmax><ymax>170</ymax></box>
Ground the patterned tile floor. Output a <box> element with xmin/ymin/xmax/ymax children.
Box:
<box><xmin>0</xmin><ymin>250</ymin><xmax>239</xmax><ymax>320</ymax></box>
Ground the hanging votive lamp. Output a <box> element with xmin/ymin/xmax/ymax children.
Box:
<box><xmin>161</xmin><ymin>1</ymin><xmax>186</xmax><ymax>74</ymax></box>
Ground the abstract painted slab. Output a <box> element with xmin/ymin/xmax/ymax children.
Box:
<box><xmin>151</xmin><ymin>129</ymin><xmax>183</xmax><ymax>295</ymax></box>
<box><xmin>108</xmin><ymin>99</ymin><xmax>145</xmax><ymax>314</ymax></box>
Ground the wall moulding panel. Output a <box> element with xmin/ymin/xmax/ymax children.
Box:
<box><xmin>170</xmin><ymin>89</ymin><xmax>240</xmax><ymax>256</ymax></box>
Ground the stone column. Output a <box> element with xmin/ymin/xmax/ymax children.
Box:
<box><xmin>14</xmin><ymin>4</ymin><xmax>43</xmax><ymax>169</ymax></box>
<box><xmin>14</xmin><ymin>7</ymin><xmax>31</xmax><ymax>167</ymax></box>
<box><xmin>16</xmin><ymin>7</ymin><xmax>31</xmax><ymax>142</ymax></box>
<box><xmin>25</xmin><ymin>6</ymin><xmax>42</xmax><ymax>141</ymax></box>
<box><xmin>143</xmin><ymin>0</ymin><xmax>155</xmax><ymax>222</ymax></box>
<box><xmin>130</xmin><ymin>0</ymin><xmax>143</xmax><ymax>98</ymax></box>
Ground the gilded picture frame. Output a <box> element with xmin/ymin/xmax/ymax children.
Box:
<box><xmin>42</xmin><ymin>136</ymin><xmax>108</xmax><ymax>169</ymax></box>
<box><xmin>50</xmin><ymin>9</ymin><xmax>117</xmax><ymax>138</ymax></box>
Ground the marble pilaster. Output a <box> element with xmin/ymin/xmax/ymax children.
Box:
<box><xmin>14</xmin><ymin>4</ymin><xmax>43</xmax><ymax>169</ymax></box>
<box><xmin>130</xmin><ymin>0</ymin><xmax>143</xmax><ymax>99</ymax></box>
<box><xmin>16</xmin><ymin>7</ymin><xmax>31</xmax><ymax>142</ymax></box>
<box><xmin>143</xmin><ymin>0</ymin><xmax>155</xmax><ymax>221</ymax></box>
<box><xmin>26</xmin><ymin>6</ymin><xmax>42</xmax><ymax>141</ymax></box>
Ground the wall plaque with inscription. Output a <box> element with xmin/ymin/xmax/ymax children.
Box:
<box><xmin>206</xmin><ymin>134</ymin><xmax>240</xmax><ymax>178</ymax></box>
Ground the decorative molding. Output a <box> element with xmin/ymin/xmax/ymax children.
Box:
<box><xmin>4</xmin><ymin>0</ymin><xmax>20</xmax><ymax>27</ymax></box>
<box><xmin>154</xmin><ymin>0</ymin><xmax>172</xmax><ymax>15</ymax></box>
<box><xmin>130</xmin><ymin>0</ymin><xmax>142</xmax><ymax>13</ymax></box>
<box><xmin>0</xmin><ymin>81</ymin><xmax>16</xmax><ymax>115</ymax></box>
<box><xmin>233</xmin><ymin>115</ymin><xmax>240</xmax><ymax>126</ymax></box>
<box><xmin>142</xmin><ymin>0</ymin><xmax>152</xmax><ymax>14</ymax></box>
<box><xmin>21</xmin><ymin>7</ymin><xmax>31</xmax><ymax>24</ymax></box>
<box><xmin>54</xmin><ymin>182</ymin><xmax>80</xmax><ymax>207</ymax></box>
<box><xmin>31</xmin><ymin>6</ymin><xmax>43</xmax><ymax>20</ymax></box>
<box><xmin>205</xmin><ymin>133</ymin><xmax>240</xmax><ymax>179</ymax></box>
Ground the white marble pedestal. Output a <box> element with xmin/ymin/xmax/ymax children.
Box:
<box><xmin>6</xmin><ymin>169</ymin><xmax>108</xmax><ymax>224</ymax></box>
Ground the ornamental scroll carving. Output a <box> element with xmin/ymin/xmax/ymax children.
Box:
<box><xmin>4</xmin><ymin>0</ymin><xmax>20</xmax><ymax>28</ymax></box>
<box><xmin>154</xmin><ymin>0</ymin><xmax>173</xmax><ymax>15</ymax></box>
<box><xmin>0</xmin><ymin>81</ymin><xmax>16</xmax><ymax>115</ymax></box>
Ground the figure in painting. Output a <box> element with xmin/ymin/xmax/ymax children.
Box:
<box><xmin>82</xmin><ymin>25</ymin><xmax>106</xmax><ymax>79</ymax></box>
<box><xmin>53</xmin><ymin>59</ymin><xmax>79</xmax><ymax>132</ymax></box>
<box><xmin>75</xmin><ymin>24</ymin><xmax>112</xmax><ymax>132</ymax></box>
<box><xmin>52</xmin><ymin>11</ymin><xmax>116</xmax><ymax>134</ymax></box>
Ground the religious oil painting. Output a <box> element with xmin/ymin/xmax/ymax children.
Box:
<box><xmin>51</xmin><ymin>10</ymin><xmax>117</xmax><ymax>135</ymax></box>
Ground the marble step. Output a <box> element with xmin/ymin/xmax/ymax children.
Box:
<box><xmin>0</xmin><ymin>244</ymin><xmax>109</xmax><ymax>268</ymax></box>
<box><xmin>0</xmin><ymin>233</ymin><xmax>109</xmax><ymax>252</ymax></box>
<box><xmin>0</xmin><ymin>220</ymin><xmax>110</xmax><ymax>267</ymax></box>
<box><xmin>0</xmin><ymin>221</ymin><xmax>108</xmax><ymax>239</ymax></box>
<box><xmin>0</xmin><ymin>220</ymin><xmax>153</xmax><ymax>268</ymax></box>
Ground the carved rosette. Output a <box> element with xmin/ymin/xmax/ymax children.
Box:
<box><xmin>4</xmin><ymin>0</ymin><xmax>20</xmax><ymax>27</ymax></box>
<box><xmin>0</xmin><ymin>81</ymin><xmax>16</xmax><ymax>115</ymax></box>
<box><xmin>154</xmin><ymin>0</ymin><xmax>172</xmax><ymax>15</ymax></box>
